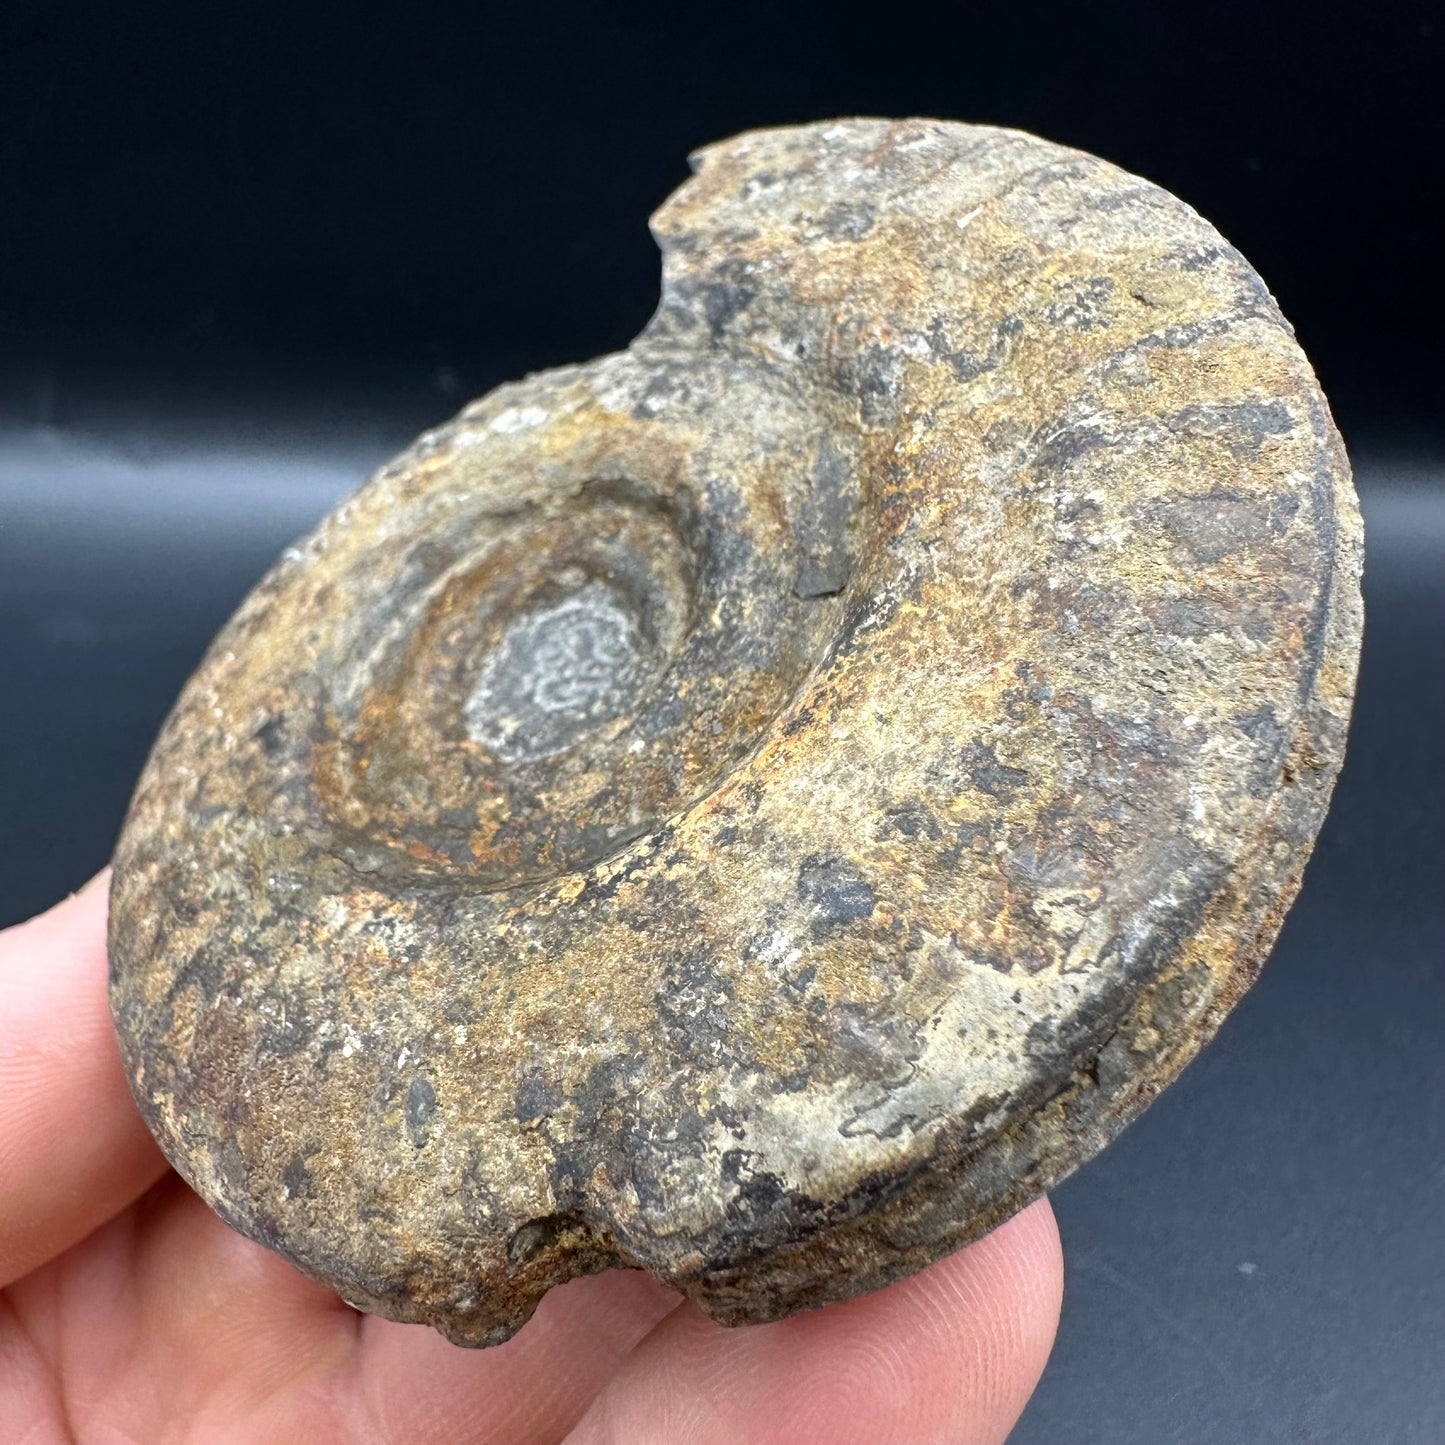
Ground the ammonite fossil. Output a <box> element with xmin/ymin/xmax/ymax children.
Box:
<box><xmin>109</xmin><ymin>119</ymin><xmax>1363</xmax><ymax>1345</ymax></box>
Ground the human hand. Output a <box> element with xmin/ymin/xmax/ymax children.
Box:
<box><xmin>1</xmin><ymin>874</ymin><xmax>1062</xmax><ymax>1443</ymax></box>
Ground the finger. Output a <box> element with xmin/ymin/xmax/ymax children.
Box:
<box><xmin>37</xmin><ymin>1172</ymin><xmax>366</xmax><ymax>1429</ymax></box>
<box><xmin>1</xmin><ymin>1171</ymin><xmax>352</xmax><ymax>1435</ymax></box>
<box><xmin>565</xmin><ymin>1196</ymin><xmax>1063</xmax><ymax>1445</ymax></box>
<box><xmin>0</xmin><ymin>871</ymin><xmax>168</xmax><ymax>1286</ymax></box>
<box><xmin>0</xmin><ymin>1291</ymin><xmax>67</xmax><ymax>1445</ymax></box>
<box><xmin>347</xmin><ymin>1267</ymin><xmax>684</xmax><ymax>1444</ymax></box>
<box><xmin>128</xmin><ymin>1174</ymin><xmax>684</xmax><ymax>1444</ymax></box>
<box><xmin>16</xmin><ymin>1168</ymin><xmax>686</xmax><ymax>1444</ymax></box>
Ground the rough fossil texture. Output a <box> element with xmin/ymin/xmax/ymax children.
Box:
<box><xmin>109</xmin><ymin>119</ymin><xmax>1363</xmax><ymax>1345</ymax></box>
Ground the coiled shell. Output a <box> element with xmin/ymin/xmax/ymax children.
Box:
<box><xmin>109</xmin><ymin>119</ymin><xmax>1362</xmax><ymax>1344</ymax></box>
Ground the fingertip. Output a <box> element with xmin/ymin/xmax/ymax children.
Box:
<box><xmin>0</xmin><ymin>871</ymin><xmax>168</xmax><ymax>1286</ymax></box>
<box><xmin>79</xmin><ymin>864</ymin><xmax>114</xmax><ymax>898</ymax></box>
<box><xmin>566</xmin><ymin>1198</ymin><xmax>1063</xmax><ymax>1445</ymax></box>
<box><xmin>2</xmin><ymin>867</ymin><xmax>111</xmax><ymax>954</ymax></box>
<box><xmin>776</xmin><ymin>1197</ymin><xmax>1064</xmax><ymax>1443</ymax></box>
<box><xmin>928</xmin><ymin>1196</ymin><xmax>1064</xmax><ymax>1429</ymax></box>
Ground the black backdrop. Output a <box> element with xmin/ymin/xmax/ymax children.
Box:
<box><xmin>2</xmin><ymin>0</ymin><xmax>1442</xmax><ymax>447</ymax></box>
<box><xmin>2</xmin><ymin>3</ymin><xmax>1442</xmax><ymax>1441</ymax></box>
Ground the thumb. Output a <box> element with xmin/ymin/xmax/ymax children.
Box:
<box><xmin>565</xmin><ymin>1195</ymin><xmax>1063</xmax><ymax>1445</ymax></box>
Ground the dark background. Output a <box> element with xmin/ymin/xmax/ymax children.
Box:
<box><xmin>2</xmin><ymin>2</ymin><xmax>1441</xmax><ymax>1439</ymax></box>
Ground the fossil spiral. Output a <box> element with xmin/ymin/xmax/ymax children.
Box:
<box><xmin>109</xmin><ymin>119</ymin><xmax>1362</xmax><ymax>1344</ymax></box>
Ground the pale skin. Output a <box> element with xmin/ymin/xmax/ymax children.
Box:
<box><xmin>0</xmin><ymin>873</ymin><xmax>1063</xmax><ymax>1444</ymax></box>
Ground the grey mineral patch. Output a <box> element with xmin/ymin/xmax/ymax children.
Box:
<box><xmin>464</xmin><ymin>579</ymin><xmax>654</xmax><ymax>762</ymax></box>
